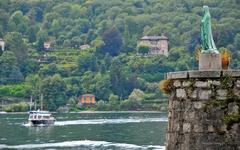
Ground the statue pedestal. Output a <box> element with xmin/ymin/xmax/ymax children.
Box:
<box><xmin>199</xmin><ymin>53</ymin><xmax>222</xmax><ymax>70</ymax></box>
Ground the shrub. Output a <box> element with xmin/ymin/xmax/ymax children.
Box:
<box><xmin>138</xmin><ymin>45</ymin><xmax>149</xmax><ymax>54</ymax></box>
<box><xmin>4</xmin><ymin>102</ymin><xmax>29</xmax><ymax>112</ymax></box>
<box><xmin>159</xmin><ymin>79</ymin><xmax>172</xmax><ymax>95</ymax></box>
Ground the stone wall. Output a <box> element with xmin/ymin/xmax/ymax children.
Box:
<box><xmin>166</xmin><ymin>70</ymin><xmax>240</xmax><ymax>150</ymax></box>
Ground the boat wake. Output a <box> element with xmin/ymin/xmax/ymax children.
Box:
<box><xmin>0</xmin><ymin>140</ymin><xmax>165</xmax><ymax>150</ymax></box>
<box><xmin>54</xmin><ymin>117</ymin><xmax>167</xmax><ymax>126</ymax></box>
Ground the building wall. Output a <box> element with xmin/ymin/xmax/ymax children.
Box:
<box><xmin>80</xmin><ymin>95</ymin><xmax>96</xmax><ymax>104</ymax></box>
<box><xmin>138</xmin><ymin>39</ymin><xmax>168</xmax><ymax>56</ymax></box>
<box><xmin>166</xmin><ymin>71</ymin><xmax>240</xmax><ymax>150</ymax></box>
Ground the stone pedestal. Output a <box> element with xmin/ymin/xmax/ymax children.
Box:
<box><xmin>165</xmin><ymin>70</ymin><xmax>240</xmax><ymax>150</ymax></box>
<box><xmin>199</xmin><ymin>53</ymin><xmax>222</xmax><ymax>70</ymax></box>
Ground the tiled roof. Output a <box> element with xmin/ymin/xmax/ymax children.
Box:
<box><xmin>141</xmin><ymin>35</ymin><xmax>168</xmax><ymax>40</ymax></box>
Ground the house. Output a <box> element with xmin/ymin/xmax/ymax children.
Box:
<box><xmin>138</xmin><ymin>35</ymin><xmax>169</xmax><ymax>56</ymax></box>
<box><xmin>80</xmin><ymin>44</ymin><xmax>90</xmax><ymax>50</ymax></box>
<box><xmin>0</xmin><ymin>38</ymin><xmax>5</xmax><ymax>51</ymax></box>
<box><xmin>78</xmin><ymin>94</ymin><xmax>96</xmax><ymax>105</ymax></box>
<box><xmin>44</xmin><ymin>42</ymin><xmax>51</xmax><ymax>50</ymax></box>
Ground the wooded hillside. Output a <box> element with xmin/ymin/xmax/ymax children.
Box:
<box><xmin>0</xmin><ymin>0</ymin><xmax>239</xmax><ymax>111</ymax></box>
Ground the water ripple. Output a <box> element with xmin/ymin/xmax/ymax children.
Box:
<box><xmin>0</xmin><ymin>140</ymin><xmax>165</xmax><ymax>150</ymax></box>
<box><xmin>54</xmin><ymin>117</ymin><xmax>167</xmax><ymax>126</ymax></box>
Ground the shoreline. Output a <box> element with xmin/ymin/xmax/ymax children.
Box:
<box><xmin>0</xmin><ymin>110</ymin><xmax>167</xmax><ymax>114</ymax></box>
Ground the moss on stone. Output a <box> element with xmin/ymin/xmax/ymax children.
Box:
<box><xmin>220</xmin><ymin>76</ymin><xmax>234</xmax><ymax>89</ymax></box>
<box><xmin>223</xmin><ymin>113</ymin><xmax>240</xmax><ymax>128</ymax></box>
<box><xmin>159</xmin><ymin>79</ymin><xmax>174</xmax><ymax>95</ymax></box>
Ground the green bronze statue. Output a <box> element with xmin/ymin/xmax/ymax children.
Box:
<box><xmin>201</xmin><ymin>6</ymin><xmax>219</xmax><ymax>54</ymax></box>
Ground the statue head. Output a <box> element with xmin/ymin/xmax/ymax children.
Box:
<box><xmin>203</xmin><ymin>5</ymin><xmax>209</xmax><ymax>14</ymax></box>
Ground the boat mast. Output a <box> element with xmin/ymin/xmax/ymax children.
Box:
<box><xmin>1</xmin><ymin>100</ymin><xmax>3</xmax><ymax>111</ymax></box>
<box><xmin>40</xmin><ymin>93</ymin><xmax>43</xmax><ymax>110</ymax></box>
<box><xmin>29</xmin><ymin>95</ymin><xmax>32</xmax><ymax>111</ymax></box>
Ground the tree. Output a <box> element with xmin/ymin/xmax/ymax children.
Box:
<box><xmin>99</xmin><ymin>27</ymin><xmax>123</xmax><ymax>56</ymax></box>
<box><xmin>4</xmin><ymin>32</ymin><xmax>27</xmax><ymax>63</ymax></box>
<box><xmin>138</xmin><ymin>45</ymin><xmax>149</xmax><ymax>54</ymax></box>
<box><xmin>40</xmin><ymin>74</ymin><xmax>67</xmax><ymax>110</ymax></box>
<box><xmin>8</xmin><ymin>11</ymin><xmax>29</xmax><ymax>34</ymax></box>
<box><xmin>0</xmin><ymin>51</ymin><xmax>18</xmax><ymax>84</ymax></box>
<box><xmin>77</xmin><ymin>49</ymin><xmax>97</xmax><ymax>73</ymax></box>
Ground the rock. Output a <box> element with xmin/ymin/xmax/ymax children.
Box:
<box><xmin>216</xmin><ymin>89</ymin><xmax>227</xmax><ymax>100</ymax></box>
<box><xmin>235</xmin><ymin>80</ymin><xmax>240</xmax><ymax>89</ymax></box>
<box><xmin>212</xmin><ymin>80</ymin><xmax>221</xmax><ymax>86</ymax></box>
<box><xmin>182</xmin><ymin>81</ymin><xmax>191</xmax><ymax>87</ymax></box>
<box><xmin>195</xmin><ymin>81</ymin><xmax>208</xmax><ymax>88</ymax></box>
<box><xmin>208</xmin><ymin>125</ymin><xmax>214</xmax><ymax>132</ymax></box>
<box><xmin>228</xmin><ymin>102</ymin><xmax>239</xmax><ymax>114</ymax></box>
<box><xmin>176</xmin><ymin>89</ymin><xmax>187</xmax><ymax>98</ymax></box>
<box><xmin>194</xmin><ymin>102</ymin><xmax>203</xmax><ymax>109</ymax></box>
<box><xmin>183</xmin><ymin>123</ymin><xmax>191</xmax><ymax>133</ymax></box>
<box><xmin>190</xmin><ymin>90</ymin><xmax>197</xmax><ymax>99</ymax></box>
<box><xmin>173</xmin><ymin>80</ymin><xmax>181</xmax><ymax>87</ymax></box>
<box><xmin>198</xmin><ymin>90</ymin><xmax>212</xmax><ymax>100</ymax></box>
<box><xmin>193</xmin><ymin>124</ymin><xmax>203</xmax><ymax>132</ymax></box>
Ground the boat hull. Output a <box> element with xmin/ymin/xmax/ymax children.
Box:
<box><xmin>29</xmin><ymin>120</ymin><xmax>55</xmax><ymax>126</ymax></box>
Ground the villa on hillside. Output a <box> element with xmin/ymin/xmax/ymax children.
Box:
<box><xmin>78</xmin><ymin>94</ymin><xmax>96</xmax><ymax>106</ymax></box>
<box><xmin>44</xmin><ymin>42</ymin><xmax>51</xmax><ymax>50</ymax></box>
<box><xmin>79</xmin><ymin>44</ymin><xmax>90</xmax><ymax>50</ymax></box>
<box><xmin>0</xmin><ymin>38</ymin><xmax>5</xmax><ymax>51</ymax></box>
<box><xmin>138</xmin><ymin>35</ymin><xmax>169</xmax><ymax>56</ymax></box>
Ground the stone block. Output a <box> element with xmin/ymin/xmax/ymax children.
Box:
<box><xmin>222</xmin><ymin>70</ymin><xmax>240</xmax><ymax>77</ymax></box>
<box><xmin>173</xmin><ymin>80</ymin><xmax>181</xmax><ymax>87</ymax></box>
<box><xmin>193</xmin><ymin>124</ymin><xmax>203</xmax><ymax>133</ymax></box>
<box><xmin>199</xmin><ymin>53</ymin><xmax>222</xmax><ymax>70</ymax></box>
<box><xmin>195</xmin><ymin>81</ymin><xmax>208</xmax><ymax>88</ymax></box>
<box><xmin>188</xmin><ymin>70</ymin><xmax>221</xmax><ymax>78</ymax></box>
<box><xmin>183</xmin><ymin>123</ymin><xmax>191</xmax><ymax>133</ymax></box>
<box><xmin>235</xmin><ymin>80</ymin><xmax>240</xmax><ymax>89</ymax></box>
<box><xmin>182</xmin><ymin>81</ymin><xmax>191</xmax><ymax>87</ymax></box>
<box><xmin>198</xmin><ymin>90</ymin><xmax>212</xmax><ymax>100</ymax></box>
<box><xmin>194</xmin><ymin>102</ymin><xmax>204</xmax><ymax>109</ymax></box>
<box><xmin>173</xmin><ymin>123</ymin><xmax>180</xmax><ymax>132</ymax></box>
<box><xmin>189</xmin><ymin>90</ymin><xmax>197</xmax><ymax>99</ymax></box>
<box><xmin>212</xmin><ymin>80</ymin><xmax>221</xmax><ymax>86</ymax></box>
<box><xmin>176</xmin><ymin>89</ymin><xmax>187</xmax><ymax>98</ymax></box>
<box><xmin>173</xmin><ymin>101</ymin><xmax>181</xmax><ymax>110</ymax></box>
<box><xmin>228</xmin><ymin>102</ymin><xmax>239</xmax><ymax>114</ymax></box>
<box><xmin>233</xmin><ymin>88</ymin><xmax>240</xmax><ymax>97</ymax></box>
<box><xmin>208</xmin><ymin>125</ymin><xmax>215</xmax><ymax>132</ymax></box>
<box><xmin>216</xmin><ymin>89</ymin><xmax>228</xmax><ymax>100</ymax></box>
<box><xmin>167</xmin><ymin>71</ymin><xmax>188</xmax><ymax>79</ymax></box>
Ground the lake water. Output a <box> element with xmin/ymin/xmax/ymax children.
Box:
<box><xmin>0</xmin><ymin>112</ymin><xmax>167</xmax><ymax>150</ymax></box>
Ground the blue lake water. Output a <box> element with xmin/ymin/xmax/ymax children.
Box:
<box><xmin>0</xmin><ymin>112</ymin><xmax>167</xmax><ymax>150</ymax></box>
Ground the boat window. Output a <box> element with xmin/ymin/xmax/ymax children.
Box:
<box><xmin>38</xmin><ymin>115</ymin><xmax>42</xmax><ymax>119</ymax></box>
<box><xmin>34</xmin><ymin>115</ymin><xmax>37</xmax><ymax>119</ymax></box>
<box><xmin>43</xmin><ymin>116</ymin><xmax>50</xmax><ymax>119</ymax></box>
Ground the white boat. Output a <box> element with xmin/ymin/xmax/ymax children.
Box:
<box><xmin>28</xmin><ymin>110</ymin><xmax>55</xmax><ymax>126</ymax></box>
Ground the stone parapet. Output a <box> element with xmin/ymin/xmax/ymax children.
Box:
<box><xmin>166</xmin><ymin>70</ymin><xmax>240</xmax><ymax>150</ymax></box>
<box><xmin>166</xmin><ymin>70</ymin><xmax>240</xmax><ymax>79</ymax></box>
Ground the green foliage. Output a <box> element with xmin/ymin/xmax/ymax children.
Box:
<box><xmin>98</xmin><ymin>27</ymin><xmax>123</xmax><ymax>56</ymax></box>
<box><xmin>0</xmin><ymin>84</ymin><xmax>28</xmax><ymax>97</ymax></box>
<box><xmin>138</xmin><ymin>45</ymin><xmax>149</xmax><ymax>54</ymax></box>
<box><xmin>40</xmin><ymin>74</ymin><xmax>67</xmax><ymax>110</ymax></box>
<box><xmin>4</xmin><ymin>102</ymin><xmax>29</xmax><ymax>112</ymax></box>
<box><xmin>4</xmin><ymin>32</ymin><xmax>27</xmax><ymax>63</ymax></box>
<box><xmin>1</xmin><ymin>0</ymin><xmax>240</xmax><ymax>111</ymax></box>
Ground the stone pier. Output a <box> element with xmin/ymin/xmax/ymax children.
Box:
<box><xmin>166</xmin><ymin>70</ymin><xmax>240</xmax><ymax>150</ymax></box>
